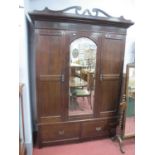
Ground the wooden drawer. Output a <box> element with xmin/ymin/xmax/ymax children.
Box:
<box><xmin>40</xmin><ymin>122</ymin><xmax>80</xmax><ymax>142</ymax></box>
<box><xmin>81</xmin><ymin>120</ymin><xmax>108</xmax><ymax>138</ymax></box>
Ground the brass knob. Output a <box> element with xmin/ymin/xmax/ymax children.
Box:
<box><xmin>96</xmin><ymin>127</ymin><xmax>102</xmax><ymax>131</ymax></box>
<box><xmin>58</xmin><ymin>130</ymin><xmax>64</xmax><ymax>135</ymax></box>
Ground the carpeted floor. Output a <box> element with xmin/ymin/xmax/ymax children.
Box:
<box><xmin>125</xmin><ymin>116</ymin><xmax>135</xmax><ymax>135</ymax></box>
<box><xmin>33</xmin><ymin>138</ymin><xmax>135</xmax><ymax>155</ymax></box>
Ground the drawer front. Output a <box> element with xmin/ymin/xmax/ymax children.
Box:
<box><xmin>81</xmin><ymin>120</ymin><xmax>108</xmax><ymax>138</ymax></box>
<box><xmin>40</xmin><ymin>122</ymin><xmax>80</xmax><ymax>142</ymax></box>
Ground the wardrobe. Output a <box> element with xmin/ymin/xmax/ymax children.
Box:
<box><xmin>28</xmin><ymin>6</ymin><xmax>133</xmax><ymax>147</ymax></box>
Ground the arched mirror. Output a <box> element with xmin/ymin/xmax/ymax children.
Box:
<box><xmin>69</xmin><ymin>37</ymin><xmax>97</xmax><ymax>116</ymax></box>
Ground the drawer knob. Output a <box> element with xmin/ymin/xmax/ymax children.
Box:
<box><xmin>58</xmin><ymin>130</ymin><xmax>64</xmax><ymax>135</ymax></box>
<box><xmin>96</xmin><ymin>127</ymin><xmax>102</xmax><ymax>131</ymax></box>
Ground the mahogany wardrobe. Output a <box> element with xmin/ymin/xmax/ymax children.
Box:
<box><xmin>27</xmin><ymin>6</ymin><xmax>134</xmax><ymax>147</ymax></box>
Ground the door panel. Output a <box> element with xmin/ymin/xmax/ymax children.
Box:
<box><xmin>36</xmin><ymin>30</ymin><xmax>63</xmax><ymax>75</ymax></box>
<box><xmin>99</xmin><ymin>79</ymin><xmax>120</xmax><ymax>112</ymax></box>
<box><xmin>38</xmin><ymin>79</ymin><xmax>61</xmax><ymax>117</ymax></box>
<box><xmin>101</xmin><ymin>34</ymin><xmax>125</xmax><ymax>74</ymax></box>
<box><xmin>35</xmin><ymin>30</ymin><xmax>66</xmax><ymax>120</ymax></box>
<box><xmin>97</xmin><ymin>33</ymin><xmax>125</xmax><ymax>114</ymax></box>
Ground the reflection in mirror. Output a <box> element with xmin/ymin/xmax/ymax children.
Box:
<box><xmin>125</xmin><ymin>64</ymin><xmax>135</xmax><ymax>137</ymax></box>
<box><xmin>69</xmin><ymin>37</ymin><xmax>97</xmax><ymax>116</ymax></box>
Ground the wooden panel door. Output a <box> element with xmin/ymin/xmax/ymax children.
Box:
<box><xmin>98</xmin><ymin>33</ymin><xmax>126</xmax><ymax>116</ymax></box>
<box><xmin>35</xmin><ymin>29</ymin><xmax>68</xmax><ymax>123</ymax></box>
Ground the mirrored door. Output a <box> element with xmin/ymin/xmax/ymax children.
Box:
<box><xmin>68</xmin><ymin>37</ymin><xmax>97</xmax><ymax>116</ymax></box>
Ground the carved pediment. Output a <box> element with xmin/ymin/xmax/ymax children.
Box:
<box><xmin>35</xmin><ymin>6</ymin><xmax>112</xmax><ymax>17</ymax></box>
<box><xmin>33</xmin><ymin>6</ymin><xmax>126</xmax><ymax>19</ymax></box>
<box><xmin>29</xmin><ymin>6</ymin><xmax>134</xmax><ymax>28</ymax></box>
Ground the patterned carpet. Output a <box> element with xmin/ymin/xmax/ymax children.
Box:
<box><xmin>33</xmin><ymin>138</ymin><xmax>135</xmax><ymax>155</ymax></box>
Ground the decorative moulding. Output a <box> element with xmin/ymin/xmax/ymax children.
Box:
<box><xmin>28</xmin><ymin>6</ymin><xmax>134</xmax><ymax>28</ymax></box>
<box><xmin>33</xmin><ymin>6</ymin><xmax>128</xmax><ymax>21</ymax></box>
<box><xmin>35</xmin><ymin>6</ymin><xmax>112</xmax><ymax>17</ymax></box>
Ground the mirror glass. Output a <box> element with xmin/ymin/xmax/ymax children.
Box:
<box><xmin>69</xmin><ymin>38</ymin><xmax>97</xmax><ymax>116</ymax></box>
<box><xmin>125</xmin><ymin>64</ymin><xmax>135</xmax><ymax>137</ymax></box>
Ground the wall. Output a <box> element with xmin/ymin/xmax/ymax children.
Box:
<box><xmin>19</xmin><ymin>4</ymin><xmax>33</xmax><ymax>155</ymax></box>
<box><xmin>23</xmin><ymin>0</ymin><xmax>135</xmax><ymax>131</ymax></box>
<box><xmin>25</xmin><ymin>0</ymin><xmax>134</xmax><ymax>19</ymax></box>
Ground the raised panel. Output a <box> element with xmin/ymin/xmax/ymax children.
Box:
<box><xmin>101</xmin><ymin>34</ymin><xmax>125</xmax><ymax>74</ymax></box>
<box><xmin>99</xmin><ymin>79</ymin><xmax>120</xmax><ymax>112</ymax></box>
<box><xmin>36</xmin><ymin>32</ymin><xmax>63</xmax><ymax>75</ymax></box>
<box><xmin>38</xmin><ymin>80</ymin><xmax>62</xmax><ymax>117</ymax></box>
